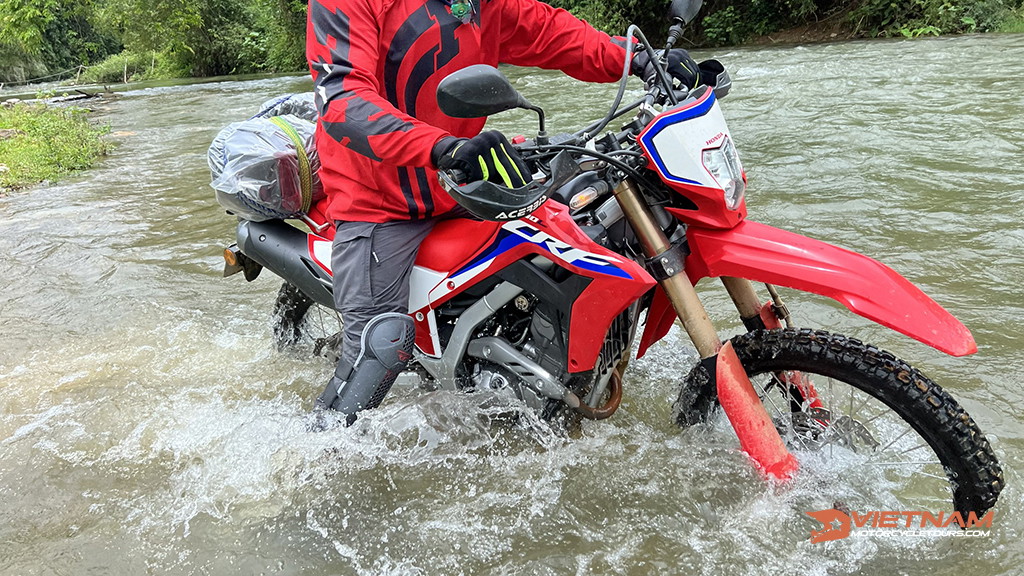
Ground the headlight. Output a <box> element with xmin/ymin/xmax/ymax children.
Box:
<box><xmin>702</xmin><ymin>136</ymin><xmax>745</xmax><ymax>210</ymax></box>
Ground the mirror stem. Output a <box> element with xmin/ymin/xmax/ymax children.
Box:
<box><xmin>665</xmin><ymin>20</ymin><xmax>685</xmax><ymax>51</ymax></box>
<box><xmin>524</xmin><ymin>103</ymin><xmax>547</xmax><ymax>145</ymax></box>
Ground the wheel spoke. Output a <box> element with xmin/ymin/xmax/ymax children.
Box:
<box><xmin>864</xmin><ymin>461</ymin><xmax>942</xmax><ymax>467</ymax></box>
<box><xmin>760</xmin><ymin>386</ymin><xmax>787</xmax><ymax>418</ymax></box>
<box><xmin>757</xmin><ymin>379</ymin><xmax>824</xmax><ymax>452</ymax></box>
<box><xmin>898</xmin><ymin>443</ymin><xmax>930</xmax><ymax>456</ymax></box>
<box><xmin>849</xmin><ymin>393</ymin><xmax>872</xmax><ymax>417</ymax></box>
<box><xmin>848</xmin><ymin>384</ymin><xmax>855</xmax><ymax>426</ymax></box>
<box><xmin>909</xmin><ymin>470</ymin><xmax>949</xmax><ymax>482</ymax></box>
<box><xmin>828</xmin><ymin>376</ymin><xmax>835</xmax><ymax>459</ymax></box>
<box><xmin>878</xmin><ymin>427</ymin><xmax>913</xmax><ymax>453</ymax></box>
<box><xmin>275</xmin><ymin>283</ymin><xmax>344</xmax><ymax>359</ymax></box>
<box><xmin>817</xmin><ymin>420</ymin><xmax>858</xmax><ymax>452</ymax></box>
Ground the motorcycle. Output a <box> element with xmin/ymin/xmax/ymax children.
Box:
<box><xmin>219</xmin><ymin>0</ymin><xmax>1002</xmax><ymax>518</ymax></box>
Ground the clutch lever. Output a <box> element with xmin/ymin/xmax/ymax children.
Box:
<box><xmin>442</xmin><ymin>168</ymin><xmax>467</xmax><ymax>186</ymax></box>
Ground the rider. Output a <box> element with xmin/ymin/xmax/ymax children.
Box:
<box><xmin>307</xmin><ymin>0</ymin><xmax>702</xmax><ymax>424</ymax></box>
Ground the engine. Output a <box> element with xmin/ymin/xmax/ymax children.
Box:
<box><xmin>432</xmin><ymin>186</ymin><xmax>644</xmax><ymax>420</ymax></box>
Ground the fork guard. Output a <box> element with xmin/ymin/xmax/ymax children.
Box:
<box><xmin>715</xmin><ymin>341</ymin><xmax>799</xmax><ymax>480</ymax></box>
<box><xmin>638</xmin><ymin>220</ymin><xmax>977</xmax><ymax>358</ymax></box>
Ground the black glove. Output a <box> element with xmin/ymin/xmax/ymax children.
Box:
<box><xmin>433</xmin><ymin>130</ymin><xmax>531</xmax><ymax>188</ymax></box>
<box><xmin>631</xmin><ymin>48</ymin><xmax>700</xmax><ymax>91</ymax></box>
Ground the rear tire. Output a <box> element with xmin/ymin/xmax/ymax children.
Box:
<box><xmin>271</xmin><ymin>281</ymin><xmax>343</xmax><ymax>360</ymax></box>
<box><xmin>674</xmin><ymin>328</ymin><xmax>1003</xmax><ymax>516</ymax></box>
<box><xmin>272</xmin><ymin>282</ymin><xmax>314</xmax><ymax>350</ymax></box>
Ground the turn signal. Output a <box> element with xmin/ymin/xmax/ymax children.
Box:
<box><xmin>224</xmin><ymin>247</ymin><xmax>239</xmax><ymax>267</ymax></box>
<box><xmin>569</xmin><ymin>186</ymin><xmax>600</xmax><ymax>210</ymax></box>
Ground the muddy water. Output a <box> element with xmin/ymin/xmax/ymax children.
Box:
<box><xmin>1</xmin><ymin>34</ymin><xmax>1022</xmax><ymax>575</ymax></box>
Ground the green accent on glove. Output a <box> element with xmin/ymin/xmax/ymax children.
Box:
<box><xmin>435</xmin><ymin>130</ymin><xmax>531</xmax><ymax>189</ymax></box>
<box><xmin>491</xmin><ymin>144</ymin><xmax>524</xmax><ymax>188</ymax></box>
<box><xmin>478</xmin><ymin>155</ymin><xmax>490</xmax><ymax>182</ymax></box>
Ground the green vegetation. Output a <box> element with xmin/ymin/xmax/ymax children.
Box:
<box><xmin>78</xmin><ymin>50</ymin><xmax>182</xmax><ymax>84</ymax></box>
<box><xmin>91</xmin><ymin>0</ymin><xmax>307</xmax><ymax>77</ymax></box>
<box><xmin>547</xmin><ymin>0</ymin><xmax>1024</xmax><ymax>46</ymax></box>
<box><xmin>0</xmin><ymin>0</ymin><xmax>121</xmax><ymax>84</ymax></box>
<box><xmin>0</xmin><ymin>0</ymin><xmax>306</xmax><ymax>84</ymax></box>
<box><xmin>2</xmin><ymin>0</ymin><xmax>1023</xmax><ymax>84</ymax></box>
<box><xmin>996</xmin><ymin>4</ymin><xmax>1024</xmax><ymax>30</ymax></box>
<box><xmin>849</xmin><ymin>0</ymin><xmax>1012</xmax><ymax>38</ymax></box>
<box><xmin>0</xmin><ymin>103</ymin><xmax>111</xmax><ymax>192</ymax></box>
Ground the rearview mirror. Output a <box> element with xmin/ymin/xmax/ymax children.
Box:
<box><xmin>669</xmin><ymin>0</ymin><xmax>703</xmax><ymax>24</ymax></box>
<box><xmin>437</xmin><ymin>65</ymin><xmax>527</xmax><ymax>119</ymax></box>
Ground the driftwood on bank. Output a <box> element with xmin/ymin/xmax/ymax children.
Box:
<box><xmin>3</xmin><ymin>89</ymin><xmax>106</xmax><ymax>108</ymax></box>
<box><xmin>45</xmin><ymin>90</ymin><xmax>104</xmax><ymax>104</ymax></box>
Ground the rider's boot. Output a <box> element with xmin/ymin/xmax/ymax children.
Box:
<box><xmin>314</xmin><ymin>312</ymin><xmax>415</xmax><ymax>426</ymax></box>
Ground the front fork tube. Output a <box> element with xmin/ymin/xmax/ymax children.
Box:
<box><xmin>614</xmin><ymin>180</ymin><xmax>722</xmax><ymax>358</ymax></box>
<box><xmin>615</xmin><ymin>179</ymin><xmax>798</xmax><ymax>479</ymax></box>
<box><xmin>722</xmin><ymin>277</ymin><xmax>793</xmax><ymax>331</ymax></box>
<box><xmin>721</xmin><ymin>275</ymin><xmax>822</xmax><ymax>410</ymax></box>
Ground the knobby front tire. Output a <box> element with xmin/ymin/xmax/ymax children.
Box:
<box><xmin>674</xmin><ymin>328</ymin><xmax>1003</xmax><ymax>516</ymax></box>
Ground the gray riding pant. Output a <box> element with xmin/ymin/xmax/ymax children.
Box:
<box><xmin>331</xmin><ymin>219</ymin><xmax>435</xmax><ymax>367</ymax></box>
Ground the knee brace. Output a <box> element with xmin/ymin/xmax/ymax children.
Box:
<box><xmin>315</xmin><ymin>312</ymin><xmax>415</xmax><ymax>423</ymax></box>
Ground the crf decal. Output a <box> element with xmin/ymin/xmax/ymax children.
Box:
<box><xmin>504</xmin><ymin>221</ymin><xmax>624</xmax><ymax>272</ymax></box>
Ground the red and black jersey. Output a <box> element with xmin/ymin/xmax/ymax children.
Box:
<box><xmin>307</xmin><ymin>0</ymin><xmax>628</xmax><ymax>223</ymax></box>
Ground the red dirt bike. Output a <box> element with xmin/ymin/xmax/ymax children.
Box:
<box><xmin>220</xmin><ymin>0</ymin><xmax>1001</xmax><ymax>518</ymax></box>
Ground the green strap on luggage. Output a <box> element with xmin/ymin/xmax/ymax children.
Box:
<box><xmin>269</xmin><ymin>116</ymin><xmax>313</xmax><ymax>214</ymax></box>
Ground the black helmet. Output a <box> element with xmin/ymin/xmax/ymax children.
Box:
<box><xmin>438</xmin><ymin>150</ymin><xmax>580</xmax><ymax>221</ymax></box>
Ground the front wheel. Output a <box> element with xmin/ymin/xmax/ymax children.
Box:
<box><xmin>674</xmin><ymin>328</ymin><xmax>1003</xmax><ymax>516</ymax></box>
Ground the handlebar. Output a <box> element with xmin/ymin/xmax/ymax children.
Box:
<box><xmin>439</xmin><ymin>55</ymin><xmax>730</xmax><ymax>194</ymax></box>
<box><xmin>444</xmin><ymin>168</ymin><xmax>468</xmax><ymax>185</ymax></box>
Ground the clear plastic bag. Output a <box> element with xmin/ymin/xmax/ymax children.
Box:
<box><xmin>208</xmin><ymin>113</ymin><xmax>324</xmax><ymax>221</ymax></box>
<box><xmin>255</xmin><ymin>93</ymin><xmax>318</xmax><ymax>122</ymax></box>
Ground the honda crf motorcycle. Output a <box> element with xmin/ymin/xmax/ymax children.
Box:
<box><xmin>219</xmin><ymin>0</ymin><xmax>1002</xmax><ymax>518</ymax></box>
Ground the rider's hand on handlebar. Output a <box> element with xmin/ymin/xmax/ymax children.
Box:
<box><xmin>433</xmin><ymin>131</ymin><xmax>531</xmax><ymax>189</ymax></box>
<box><xmin>631</xmin><ymin>48</ymin><xmax>700</xmax><ymax>91</ymax></box>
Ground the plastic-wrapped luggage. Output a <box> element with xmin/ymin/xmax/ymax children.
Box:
<box><xmin>208</xmin><ymin>94</ymin><xmax>324</xmax><ymax>221</ymax></box>
<box><xmin>256</xmin><ymin>93</ymin><xmax>318</xmax><ymax>122</ymax></box>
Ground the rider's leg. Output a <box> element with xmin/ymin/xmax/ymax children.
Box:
<box><xmin>315</xmin><ymin>312</ymin><xmax>415</xmax><ymax>423</ymax></box>
<box><xmin>315</xmin><ymin>219</ymin><xmax>434</xmax><ymax>423</ymax></box>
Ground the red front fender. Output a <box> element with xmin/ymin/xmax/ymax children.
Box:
<box><xmin>638</xmin><ymin>220</ymin><xmax>976</xmax><ymax>358</ymax></box>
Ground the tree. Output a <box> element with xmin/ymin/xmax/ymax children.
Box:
<box><xmin>91</xmin><ymin>0</ymin><xmax>307</xmax><ymax>77</ymax></box>
<box><xmin>0</xmin><ymin>0</ymin><xmax>118</xmax><ymax>83</ymax></box>
<box><xmin>0</xmin><ymin>0</ymin><xmax>61</xmax><ymax>53</ymax></box>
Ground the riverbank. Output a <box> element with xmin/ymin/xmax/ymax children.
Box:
<box><xmin>746</xmin><ymin>5</ymin><xmax>1024</xmax><ymax>45</ymax></box>
<box><xmin>0</xmin><ymin>102</ymin><xmax>112</xmax><ymax>193</ymax></box>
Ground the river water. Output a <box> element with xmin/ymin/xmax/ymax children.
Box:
<box><xmin>1</xmin><ymin>34</ymin><xmax>1022</xmax><ymax>575</ymax></box>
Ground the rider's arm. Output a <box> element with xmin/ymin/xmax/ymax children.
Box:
<box><xmin>306</xmin><ymin>0</ymin><xmax>449</xmax><ymax>168</ymax></box>
<box><xmin>496</xmin><ymin>0</ymin><xmax>629</xmax><ymax>83</ymax></box>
